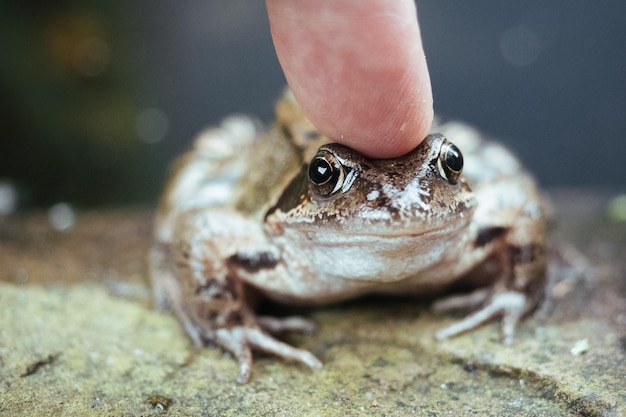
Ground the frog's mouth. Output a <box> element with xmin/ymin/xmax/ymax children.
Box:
<box><xmin>313</xmin><ymin>194</ymin><xmax>475</xmax><ymax>237</ymax></box>
<box><xmin>388</xmin><ymin>214</ymin><xmax>472</xmax><ymax>239</ymax></box>
<box><xmin>286</xmin><ymin>210</ymin><xmax>471</xmax><ymax>245</ymax></box>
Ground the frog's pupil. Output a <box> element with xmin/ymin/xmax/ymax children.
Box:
<box><xmin>445</xmin><ymin>144</ymin><xmax>463</xmax><ymax>172</ymax></box>
<box><xmin>309</xmin><ymin>158</ymin><xmax>333</xmax><ymax>185</ymax></box>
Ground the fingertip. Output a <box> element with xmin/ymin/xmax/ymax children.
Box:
<box><xmin>267</xmin><ymin>0</ymin><xmax>433</xmax><ymax>158</ymax></box>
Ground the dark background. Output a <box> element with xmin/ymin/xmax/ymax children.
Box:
<box><xmin>1</xmin><ymin>1</ymin><xmax>625</xmax><ymax>208</ymax></box>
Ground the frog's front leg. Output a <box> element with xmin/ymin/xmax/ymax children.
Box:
<box><xmin>158</xmin><ymin>209</ymin><xmax>322</xmax><ymax>383</ymax></box>
<box><xmin>433</xmin><ymin>288</ymin><xmax>529</xmax><ymax>344</ymax></box>
<box><xmin>434</xmin><ymin>179</ymin><xmax>548</xmax><ymax>344</ymax></box>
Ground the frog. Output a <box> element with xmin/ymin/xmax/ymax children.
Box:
<box><xmin>149</xmin><ymin>89</ymin><xmax>548</xmax><ymax>383</ymax></box>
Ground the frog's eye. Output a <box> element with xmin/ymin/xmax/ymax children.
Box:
<box><xmin>308</xmin><ymin>151</ymin><xmax>345</xmax><ymax>197</ymax></box>
<box><xmin>437</xmin><ymin>141</ymin><xmax>463</xmax><ymax>184</ymax></box>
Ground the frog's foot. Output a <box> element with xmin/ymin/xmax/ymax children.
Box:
<box><xmin>433</xmin><ymin>290</ymin><xmax>528</xmax><ymax>344</ymax></box>
<box><xmin>257</xmin><ymin>315</ymin><xmax>316</xmax><ymax>335</ymax></box>
<box><xmin>215</xmin><ymin>326</ymin><xmax>322</xmax><ymax>384</ymax></box>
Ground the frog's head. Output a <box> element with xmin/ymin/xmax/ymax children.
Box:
<box><xmin>265</xmin><ymin>134</ymin><xmax>476</xmax><ymax>241</ymax></box>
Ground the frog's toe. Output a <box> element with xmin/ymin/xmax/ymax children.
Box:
<box><xmin>435</xmin><ymin>291</ymin><xmax>527</xmax><ymax>344</ymax></box>
<box><xmin>432</xmin><ymin>288</ymin><xmax>490</xmax><ymax>313</ymax></box>
<box><xmin>215</xmin><ymin>326</ymin><xmax>322</xmax><ymax>383</ymax></box>
<box><xmin>245</xmin><ymin>327</ymin><xmax>323</xmax><ymax>371</ymax></box>
<box><xmin>257</xmin><ymin>315</ymin><xmax>316</xmax><ymax>335</ymax></box>
<box><xmin>215</xmin><ymin>327</ymin><xmax>254</xmax><ymax>383</ymax></box>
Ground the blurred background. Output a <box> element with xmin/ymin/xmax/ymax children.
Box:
<box><xmin>1</xmin><ymin>1</ymin><xmax>625</xmax><ymax>212</ymax></box>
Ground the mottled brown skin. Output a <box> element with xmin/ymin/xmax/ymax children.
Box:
<box><xmin>150</xmin><ymin>91</ymin><xmax>548</xmax><ymax>383</ymax></box>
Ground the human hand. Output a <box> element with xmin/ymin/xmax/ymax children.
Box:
<box><xmin>266</xmin><ymin>0</ymin><xmax>433</xmax><ymax>158</ymax></box>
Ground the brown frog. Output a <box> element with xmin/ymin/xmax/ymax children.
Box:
<box><xmin>150</xmin><ymin>90</ymin><xmax>548</xmax><ymax>383</ymax></box>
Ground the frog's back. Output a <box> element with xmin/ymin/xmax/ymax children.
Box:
<box><xmin>232</xmin><ymin>89</ymin><xmax>331</xmax><ymax>217</ymax></box>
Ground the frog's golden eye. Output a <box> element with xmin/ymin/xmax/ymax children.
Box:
<box><xmin>437</xmin><ymin>141</ymin><xmax>463</xmax><ymax>184</ymax></box>
<box><xmin>308</xmin><ymin>151</ymin><xmax>345</xmax><ymax>197</ymax></box>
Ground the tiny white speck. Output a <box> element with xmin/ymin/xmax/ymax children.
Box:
<box><xmin>48</xmin><ymin>202</ymin><xmax>76</xmax><ymax>231</ymax></box>
<box><xmin>366</xmin><ymin>190</ymin><xmax>380</xmax><ymax>201</ymax></box>
<box><xmin>570</xmin><ymin>338</ymin><xmax>589</xmax><ymax>356</ymax></box>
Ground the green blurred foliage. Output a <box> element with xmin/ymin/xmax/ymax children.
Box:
<box><xmin>0</xmin><ymin>2</ymin><xmax>163</xmax><ymax>207</ymax></box>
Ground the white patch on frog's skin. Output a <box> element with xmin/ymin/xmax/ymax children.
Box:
<box><xmin>415</xmin><ymin>185</ymin><xmax>432</xmax><ymax>212</ymax></box>
<box><xmin>482</xmin><ymin>143</ymin><xmax>521</xmax><ymax>175</ymax></box>
<box><xmin>195</xmin><ymin>116</ymin><xmax>258</xmax><ymax>155</ymax></box>
<box><xmin>471</xmin><ymin>177</ymin><xmax>535</xmax><ymax>227</ymax></box>
<box><xmin>366</xmin><ymin>190</ymin><xmax>380</xmax><ymax>201</ymax></box>
<box><xmin>358</xmin><ymin>207</ymin><xmax>392</xmax><ymax>221</ymax></box>
<box><xmin>176</xmin><ymin>172</ymin><xmax>235</xmax><ymax>209</ymax></box>
<box><xmin>523</xmin><ymin>200</ymin><xmax>543</xmax><ymax>220</ymax></box>
<box><xmin>340</xmin><ymin>169</ymin><xmax>359</xmax><ymax>193</ymax></box>
<box><xmin>383</xmin><ymin>181</ymin><xmax>430</xmax><ymax>213</ymax></box>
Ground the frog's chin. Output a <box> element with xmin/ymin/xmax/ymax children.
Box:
<box><xmin>326</xmin><ymin>213</ymin><xmax>471</xmax><ymax>240</ymax></box>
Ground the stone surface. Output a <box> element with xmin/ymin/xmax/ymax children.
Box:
<box><xmin>0</xmin><ymin>192</ymin><xmax>624</xmax><ymax>416</ymax></box>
